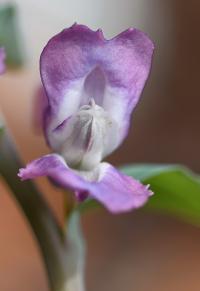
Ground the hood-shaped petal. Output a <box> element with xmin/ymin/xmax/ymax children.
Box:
<box><xmin>18</xmin><ymin>154</ymin><xmax>153</xmax><ymax>213</ymax></box>
<box><xmin>0</xmin><ymin>48</ymin><xmax>6</xmax><ymax>74</ymax></box>
<box><xmin>40</xmin><ymin>24</ymin><xmax>154</xmax><ymax>157</ymax></box>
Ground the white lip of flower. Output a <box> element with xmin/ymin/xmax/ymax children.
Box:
<box><xmin>58</xmin><ymin>99</ymin><xmax>119</xmax><ymax>170</ymax></box>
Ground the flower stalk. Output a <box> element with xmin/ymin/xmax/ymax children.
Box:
<box><xmin>0</xmin><ymin>127</ymin><xmax>73</xmax><ymax>291</ymax></box>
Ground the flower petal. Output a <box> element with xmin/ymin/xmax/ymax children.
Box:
<box><xmin>40</xmin><ymin>24</ymin><xmax>154</xmax><ymax>155</ymax></box>
<box><xmin>0</xmin><ymin>48</ymin><xmax>6</xmax><ymax>75</ymax></box>
<box><xmin>86</xmin><ymin>163</ymin><xmax>153</xmax><ymax>213</ymax></box>
<box><xmin>33</xmin><ymin>86</ymin><xmax>49</xmax><ymax>135</ymax></box>
<box><xmin>18</xmin><ymin>154</ymin><xmax>153</xmax><ymax>213</ymax></box>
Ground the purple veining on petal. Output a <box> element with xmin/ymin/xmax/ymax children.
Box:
<box><xmin>18</xmin><ymin>154</ymin><xmax>153</xmax><ymax>213</ymax></box>
<box><xmin>84</xmin><ymin>116</ymin><xmax>94</xmax><ymax>152</ymax></box>
<box><xmin>53</xmin><ymin>116</ymin><xmax>72</xmax><ymax>132</ymax></box>
<box><xmin>40</xmin><ymin>24</ymin><xmax>154</xmax><ymax>157</ymax></box>
<box><xmin>0</xmin><ymin>48</ymin><xmax>6</xmax><ymax>75</ymax></box>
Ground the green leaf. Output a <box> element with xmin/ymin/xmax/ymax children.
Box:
<box><xmin>121</xmin><ymin>164</ymin><xmax>200</xmax><ymax>226</ymax></box>
<box><xmin>0</xmin><ymin>4</ymin><xmax>24</xmax><ymax>67</ymax></box>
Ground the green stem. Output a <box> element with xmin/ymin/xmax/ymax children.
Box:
<box><xmin>0</xmin><ymin>131</ymin><xmax>67</xmax><ymax>291</ymax></box>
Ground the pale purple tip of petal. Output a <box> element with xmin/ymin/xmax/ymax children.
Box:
<box><xmin>146</xmin><ymin>184</ymin><xmax>154</xmax><ymax>196</ymax></box>
<box><xmin>18</xmin><ymin>168</ymin><xmax>29</xmax><ymax>180</ymax></box>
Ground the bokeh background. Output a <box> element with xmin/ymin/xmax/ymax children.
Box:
<box><xmin>0</xmin><ymin>0</ymin><xmax>200</xmax><ymax>290</ymax></box>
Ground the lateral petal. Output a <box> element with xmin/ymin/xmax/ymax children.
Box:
<box><xmin>18</xmin><ymin>154</ymin><xmax>153</xmax><ymax>213</ymax></box>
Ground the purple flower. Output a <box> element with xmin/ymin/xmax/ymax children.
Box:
<box><xmin>18</xmin><ymin>24</ymin><xmax>154</xmax><ymax>213</ymax></box>
<box><xmin>0</xmin><ymin>48</ymin><xmax>6</xmax><ymax>75</ymax></box>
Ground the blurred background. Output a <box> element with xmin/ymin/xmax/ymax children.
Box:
<box><xmin>0</xmin><ymin>0</ymin><xmax>200</xmax><ymax>290</ymax></box>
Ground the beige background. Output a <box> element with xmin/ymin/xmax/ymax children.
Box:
<box><xmin>1</xmin><ymin>0</ymin><xmax>200</xmax><ymax>290</ymax></box>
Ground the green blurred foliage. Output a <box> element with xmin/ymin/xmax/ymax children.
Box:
<box><xmin>0</xmin><ymin>4</ymin><xmax>24</xmax><ymax>67</ymax></box>
<box><xmin>122</xmin><ymin>164</ymin><xmax>200</xmax><ymax>225</ymax></box>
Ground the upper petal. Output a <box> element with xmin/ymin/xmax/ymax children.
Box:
<box><xmin>40</xmin><ymin>24</ymin><xmax>154</xmax><ymax>154</ymax></box>
<box><xmin>0</xmin><ymin>48</ymin><xmax>6</xmax><ymax>75</ymax></box>
<box><xmin>18</xmin><ymin>154</ymin><xmax>153</xmax><ymax>213</ymax></box>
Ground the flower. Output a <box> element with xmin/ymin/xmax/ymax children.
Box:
<box><xmin>0</xmin><ymin>48</ymin><xmax>6</xmax><ymax>75</ymax></box>
<box><xmin>18</xmin><ymin>24</ymin><xmax>154</xmax><ymax>213</ymax></box>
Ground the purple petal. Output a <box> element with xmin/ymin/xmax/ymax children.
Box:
<box><xmin>0</xmin><ymin>48</ymin><xmax>6</xmax><ymax>75</ymax></box>
<box><xmin>18</xmin><ymin>154</ymin><xmax>153</xmax><ymax>213</ymax></box>
<box><xmin>33</xmin><ymin>86</ymin><xmax>49</xmax><ymax>135</ymax></box>
<box><xmin>87</xmin><ymin>164</ymin><xmax>153</xmax><ymax>213</ymax></box>
<box><xmin>40</xmin><ymin>24</ymin><xmax>154</xmax><ymax>155</ymax></box>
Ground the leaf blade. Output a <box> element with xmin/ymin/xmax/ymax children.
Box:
<box><xmin>122</xmin><ymin>164</ymin><xmax>200</xmax><ymax>225</ymax></box>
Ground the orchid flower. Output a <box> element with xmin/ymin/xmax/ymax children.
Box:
<box><xmin>18</xmin><ymin>24</ymin><xmax>154</xmax><ymax>213</ymax></box>
<box><xmin>0</xmin><ymin>47</ymin><xmax>5</xmax><ymax>74</ymax></box>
